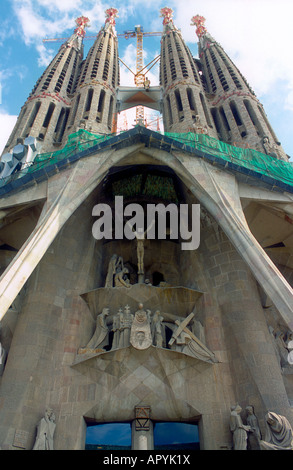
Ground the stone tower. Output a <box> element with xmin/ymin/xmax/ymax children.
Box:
<box><xmin>160</xmin><ymin>7</ymin><xmax>217</xmax><ymax>137</ymax></box>
<box><xmin>2</xmin><ymin>16</ymin><xmax>89</xmax><ymax>156</ymax></box>
<box><xmin>191</xmin><ymin>15</ymin><xmax>288</xmax><ymax>160</ymax></box>
<box><xmin>64</xmin><ymin>8</ymin><xmax>120</xmax><ymax>138</ymax></box>
<box><xmin>0</xmin><ymin>6</ymin><xmax>292</xmax><ymax>452</ymax></box>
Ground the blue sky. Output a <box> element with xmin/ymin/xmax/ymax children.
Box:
<box><xmin>1</xmin><ymin>0</ymin><xmax>293</xmax><ymax>159</ymax></box>
<box><xmin>86</xmin><ymin>421</ymin><xmax>199</xmax><ymax>446</ymax></box>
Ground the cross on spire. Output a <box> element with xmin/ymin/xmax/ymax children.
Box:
<box><xmin>160</xmin><ymin>7</ymin><xmax>174</xmax><ymax>26</ymax></box>
<box><xmin>74</xmin><ymin>16</ymin><xmax>90</xmax><ymax>38</ymax></box>
<box><xmin>191</xmin><ymin>15</ymin><xmax>207</xmax><ymax>38</ymax></box>
<box><xmin>105</xmin><ymin>7</ymin><xmax>119</xmax><ymax>26</ymax></box>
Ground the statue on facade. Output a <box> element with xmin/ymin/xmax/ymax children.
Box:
<box><xmin>269</xmin><ymin>326</ymin><xmax>293</xmax><ymax>370</ymax></box>
<box><xmin>168</xmin><ymin>312</ymin><xmax>217</xmax><ymax>363</ymax></box>
<box><xmin>230</xmin><ymin>404</ymin><xmax>251</xmax><ymax>450</ymax></box>
<box><xmin>151</xmin><ymin>310</ymin><xmax>164</xmax><ymax>348</ymax></box>
<box><xmin>111</xmin><ymin>309</ymin><xmax>121</xmax><ymax>350</ymax></box>
<box><xmin>119</xmin><ymin>305</ymin><xmax>134</xmax><ymax>348</ymax></box>
<box><xmin>78</xmin><ymin>303</ymin><xmax>218</xmax><ymax>364</ymax></box>
<box><xmin>105</xmin><ymin>254</ymin><xmax>124</xmax><ymax>287</ymax></box>
<box><xmin>245</xmin><ymin>405</ymin><xmax>261</xmax><ymax>450</ymax></box>
<box><xmin>114</xmin><ymin>267</ymin><xmax>131</xmax><ymax>288</ymax></box>
<box><xmin>33</xmin><ymin>408</ymin><xmax>56</xmax><ymax>450</ymax></box>
<box><xmin>125</xmin><ymin>219</ymin><xmax>155</xmax><ymax>282</ymax></box>
<box><xmin>84</xmin><ymin>307</ymin><xmax>110</xmax><ymax>350</ymax></box>
<box><xmin>287</xmin><ymin>335</ymin><xmax>293</xmax><ymax>365</ymax></box>
<box><xmin>191</xmin><ymin>115</ymin><xmax>208</xmax><ymax>135</ymax></box>
<box><xmin>260</xmin><ymin>412</ymin><xmax>293</xmax><ymax>450</ymax></box>
<box><xmin>262</xmin><ymin>136</ymin><xmax>278</xmax><ymax>159</ymax></box>
<box><xmin>130</xmin><ymin>304</ymin><xmax>152</xmax><ymax>350</ymax></box>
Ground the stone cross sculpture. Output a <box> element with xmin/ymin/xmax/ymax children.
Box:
<box><xmin>169</xmin><ymin>312</ymin><xmax>217</xmax><ymax>363</ymax></box>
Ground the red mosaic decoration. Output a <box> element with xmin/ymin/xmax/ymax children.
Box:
<box><xmin>191</xmin><ymin>15</ymin><xmax>207</xmax><ymax>38</ymax></box>
<box><xmin>105</xmin><ymin>8</ymin><xmax>119</xmax><ymax>26</ymax></box>
<box><xmin>74</xmin><ymin>16</ymin><xmax>90</xmax><ymax>38</ymax></box>
<box><xmin>160</xmin><ymin>7</ymin><xmax>174</xmax><ymax>26</ymax></box>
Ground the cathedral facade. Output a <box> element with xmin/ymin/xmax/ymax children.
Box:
<box><xmin>0</xmin><ymin>7</ymin><xmax>292</xmax><ymax>450</ymax></box>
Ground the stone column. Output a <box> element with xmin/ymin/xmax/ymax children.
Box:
<box><xmin>131</xmin><ymin>420</ymin><xmax>154</xmax><ymax>450</ymax></box>
<box><xmin>131</xmin><ymin>406</ymin><xmax>153</xmax><ymax>450</ymax></box>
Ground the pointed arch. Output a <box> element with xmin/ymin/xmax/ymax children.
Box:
<box><xmin>0</xmin><ymin>140</ymin><xmax>292</xmax><ymax>332</ymax></box>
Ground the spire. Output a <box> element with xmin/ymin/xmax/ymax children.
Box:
<box><xmin>191</xmin><ymin>13</ymin><xmax>288</xmax><ymax>160</ymax></box>
<box><xmin>191</xmin><ymin>15</ymin><xmax>207</xmax><ymax>39</ymax></box>
<box><xmin>103</xmin><ymin>7</ymin><xmax>119</xmax><ymax>35</ymax></box>
<box><xmin>57</xmin><ymin>15</ymin><xmax>90</xmax><ymax>54</ymax></box>
<box><xmin>160</xmin><ymin>7</ymin><xmax>178</xmax><ymax>32</ymax></box>
<box><xmin>65</xmin><ymin>8</ymin><xmax>120</xmax><ymax>136</ymax></box>
<box><xmin>190</xmin><ymin>14</ymin><xmax>214</xmax><ymax>51</ymax></box>
<box><xmin>68</xmin><ymin>15</ymin><xmax>90</xmax><ymax>50</ymax></box>
<box><xmin>1</xmin><ymin>16</ymin><xmax>89</xmax><ymax>157</ymax></box>
<box><xmin>74</xmin><ymin>15</ymin><xmax>91</xmax><ymax>38</ymax></box>
<box><xmin>159</xmin><ymin>6</ymin><xmax>217</xmax><ymax>136</ymax></box>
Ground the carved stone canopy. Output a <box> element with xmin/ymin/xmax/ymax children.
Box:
<box><xmin>81</xmin><ymin>284</ymin><xmax>203</xmax><ymax>319</ymax></box>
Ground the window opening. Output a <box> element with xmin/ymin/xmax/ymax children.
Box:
<box><xmin>154</xmin><ymin>422</ymin><xmax>199</xmax><ymax>450</ymax></box>
<box><xmin>152</xmin><ymin>271</ymin><xmax>165</xmax><ymax>286</ymax></box>
<box><xmin>85</xmin><ymin>422</ymin><xmax>132</xmax><ymax>450</ymax></box>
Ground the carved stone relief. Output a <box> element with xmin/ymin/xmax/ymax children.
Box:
<box><xmin>79</xmin><ymin>302</ymin><xmax>217</xmax><ymax>364</ymax></box>
<box><xmin>230</xmin><ymin>405</ymin><xmax>293</xmax><ymax>451</ymax></box>
<box><xmin>260</xmin><ymin>411</ymin><xmax>293</xmax><ymax>450</ymax></box>
<box><xmin>269</xmin><ymin>326</ymin><xmax>293</xmax><ymax>372</ymax></box>
<box><xmin>230</xmin><ymin>404</ymin><xmax>251</xmax><ymax>450</ymax></box>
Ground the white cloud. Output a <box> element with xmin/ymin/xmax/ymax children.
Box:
<box><xmin>36</xmin><ymin>43</ymin><xmax>55</xmax><ymax>67</ymax></box>
<box><xmin>37</xmin><ymin>0</ymin><xmax>83</xmax><ymax>12</ymax></box>
<box><xmin>0</xmin><ymin>112</ymin><xmax>18</xmax><ymax>154</ymax></box>
<box><xmin>172</xmin><ymin>0</ymin><xmax>293</xmax><ymax>109</ymax></box>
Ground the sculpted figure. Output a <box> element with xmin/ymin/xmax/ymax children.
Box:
<box><xmin>130</xmin><ymin>303</ymin><xmax>152</xmax><ymax>350</ymax></box>
<box><xmin>0</xmin><ymin>342</ymin><xmax>7</xmax><ymax>376</ymax></box>
<box><xmin>285</xmin><ymin>333</ymin><xmax>293</xmax><ymax>365</ymax></box>
<box><xmin>126</xmin><ymin>220</ymin><xmax>155</xmax><ymax>276</ymax></box>
<box><xmin>246</xmin><ymin>405</ymin><xmax>261</xmax><ymax>450</ymax></box>
<box><xmin>230</xmin><ymin>404</ymin><xmax>251</xmax><ymax>450</ymax></box>
<box><xmin>114</xmin><ymin>267</ymin><xmax>131</xmax><ymax>288</ymax></box>
<box><xmin>133</xmin><ymin>228</ymin><xmax>146</xmax><ymax>275</ymax></box>
<box><xmin>111</xmin><ymin>309</ymin><xmax>121</xmax><ymax>350</ymax></box>
<box><xmin>260</xmin><ymin>412</ymin><xmax>293</xmax><ymax>450</ymax></box>
<box><xmin>105</xmin><ymin>254</ymin><xmax>123</xmax><ymax>287</ymax></box>
<box><xmin>85</xmin><ymin>307</ymin><xmax>110</xmax><ymax>350</ymax></box>
<box><xmin>269</xmin><ymin>327</ymin><xmax>289</xmax><ymax>368</ymax></box>
<box><xmin>169</xmin><ymin>313</ymin><xmax>217</xmax><ymax>363</ymax></box>
<box><xmin>151</xmin><ymin>310</ymin><xmax>164</xmax><ymax>348</ymax></box>
<box><xmin>33</xmin><ymin>408</ymin><xmax>56</xmax><ymax>450</ymax></box>
<box><xmin>262</xmin><ymin>136</ymin><xmax>278</xmax><ymax>159</ymax></box>
<box><xmin>119</xmin><ymin>305</ymin><xmax>133</xmax><ymax>348</ymax></box>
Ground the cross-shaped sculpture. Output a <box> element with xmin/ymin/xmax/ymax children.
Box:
<box><xmin>169</xmin><ymin>312</ymin><xmax>215</xmax><ymax>356</ymax></box>
<box><xmin>74</xmin><ymin>16</ymin><xmax>90</xmax><ymax>38</ymax></box>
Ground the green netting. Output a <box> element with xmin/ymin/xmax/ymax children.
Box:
<box><xmin>0</xmin><ymin>129</ymin><xmax>292</xmax><ymax>190</ymax></box>
<box><xmin>0</xmin><ymin>130</ymin><xmax>114</xmax><ymax>188</ymax></box>
<box><xmin>34</xmin><ymin>129</ymin><xmax>112</xmax><ymax>164</ymax></box>
<box><xmin>165</xmin><ymin>132</ymin><xmax>293</xmax><ymax>186</ymax></box>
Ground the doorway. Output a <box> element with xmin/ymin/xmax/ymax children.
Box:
<box><xmin>154</xmin><ymin>422</ymin><xmax>200</xmax><ymax>450</ymax></box>
<box><xmin>85</xmin><ymin>422</ymin><xmax>132</xmax><ymax>450</ymax></box>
